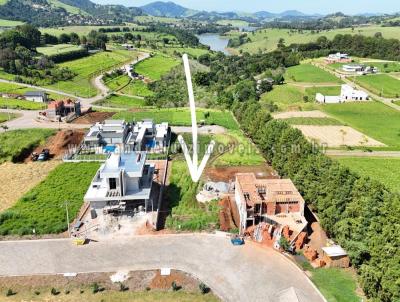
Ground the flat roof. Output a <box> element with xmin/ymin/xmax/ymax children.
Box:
<box><xmin>101</xmin><ymin>152</ymin><xmax>147</xmax><ymax>177</ymax></box>
<box><xmin>24</xmin><ymin>91</ymin><xmax>47</xmax><ymax>97</ymax></box>
<box><xmin>322</xmin><ymin>245</ymin><xmax>347</xmax><ymax>257</ymax></box>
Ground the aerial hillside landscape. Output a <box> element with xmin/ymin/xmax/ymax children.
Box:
<box><xmin>0</xmin><ymin>0</ymin><xmax>399</xmax><ymax>301</ymax></box>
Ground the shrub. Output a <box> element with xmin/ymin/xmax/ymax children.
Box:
<box><xmin>199</xmin><ymin>282</ymin><xmax>210</xmax><ymax>294</ymax></box>
<box><xmin>5</xmin><ymin>289</ymin><xmax>15</xmax><ymax>296</ymax></box>
<box><xmin>92</xmin><ymin>283</ymin><xmax>100</xmax><ymax>294</ymax></box>
<box><xmin>171</xmin><ymin>281</ymin><xmax>181</xmax><ymax>291</ymax></box>
<box><xmin>50</xmin><ymin>288</ymin><xmax>59</xmax><ymax>295</ymax></box>
<box><xmin>119</xmin><ymin>283</ymin><xmax>129</xmax><ymax>292</ymax></box>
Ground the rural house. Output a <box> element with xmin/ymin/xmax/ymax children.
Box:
<box><xmin>24</xmin><ymin>91</ymin><xmax>48</xmax><ymax>102</ymax></box>
<box><xmin>44</xmin><ymin>99</ymin><xmax>81</xmax><ymax>121</ymax></box>
<box><xmin>234</xmin><ymin>173</ymin><xmax>307</xmax><ymax>241</ymax></box>
<box><xmin>325</xmin><ymin>52</ymin><xmax>352</xmax><ymax>64</ymax></box>
<box><xmin>316</xmin><ymin>84</ymin><xmax>369</xmax><ymax>103</ymax></box>
<box><xmin>84</xmin><ymin>152</ymin><xmax>155</xmax><ymax>214</ymax></box>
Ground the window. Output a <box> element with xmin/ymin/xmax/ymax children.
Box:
<box><xmin>109</xmin><ymin>178</ymin><xmax>117</xmax><ymax>190</ymax></box>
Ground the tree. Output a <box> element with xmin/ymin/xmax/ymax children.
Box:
<box><xmin>59</xmin><ymin>33</ymin><xmax>70</xmax><ymax>44</ymax></box>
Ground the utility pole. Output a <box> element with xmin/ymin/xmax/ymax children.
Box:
<box><xmin>64</xmin><ymin>201</ymin><xmax>71</xmax><ymax>237</ymax></box>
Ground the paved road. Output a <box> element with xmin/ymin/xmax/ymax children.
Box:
<box><xmin>0</xmin><ymin>234</ymin><xmax>325</xmax><ymax>302</ymax></box>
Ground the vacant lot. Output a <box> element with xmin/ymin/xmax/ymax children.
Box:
<box><xmin>113</xmin><ymin>108</ymin><xmax>239</xmax><ymax>130</ymax></box>
<box><xmin>0</xmin><ymin>82</ymin><xmax>66</xmax><ymax>100</ymax></box>
<box><xmin>321</xmin><ymin>102</ymin><xmax>400</xmax><ymax>148</ymax></box>
<box><xmin>95</xmin><ymin>94</ymin><xmax>146</xmax><ymax>108</ymax></box>
<box><xmin>353</xmin><ymin>74</ymin><xmax>400</xmax><ymax>98</ymax></box>
<box><xmin>286</xmin><ymin>64</ymin><xmax>342</xmax><ymax>83</ymax></box>
<box><xmin>261</xmin><ymin>84</ymin><xmax>310</xmax><ymax>111</ymax></box>
<box><xmin>0</xmin><ymin>161</ymin><xmax>60</xmax><ymax>212</ymax></box>
<box><xmin>37</xmin><ymin>44</ymin><xmax>82</xmax><ymax>56</ymax></box>
<box><xmin>45</xmin><ymin>50</ymin><xmax>139</xmax><ymax>97</ymax></box>
<box><xmin>336</xmin><ymin>157</ymin><xmax>400</xmax><ymax>192</ymax></box>
<box><xmin>294</xmin><ymin>125</ymin><xmax>385</xmax><ymax>147</ymax></box>
<box><xmin>0</xmin><ymin>129</ymin><xmax>55</xmax><ymax>164</ymax></box>
<box><xmin>120</xmin><ymin>79</ymin><xmax>154</xmax><ymax>97</ymax></box>
<box><xmin>134</xmin><ymin>54</ymin><xmax>180</xmax><ymax>81</ymax></box>
<box><xmin>0</xmin><ymin>98</ymin><xmax>46</xmax><ymax>110</ymax></box>
<box><xmin>273</xmin><ymin>110</ymin><xmax>329</xmax><ymax>119</ymax></box>
<box><xmin>0</xmin><ymin>162</ymin><xmax>99</xmax><ymax>235</ymax></box>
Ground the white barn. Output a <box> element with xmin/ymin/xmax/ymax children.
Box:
<box><xmin>316</xmin><ymin>85</ymin><xmax>369</xmax><ymax>104</ymax></box>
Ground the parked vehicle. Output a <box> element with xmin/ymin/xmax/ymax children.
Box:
<box><xmin>231</xmin><ymin>235</ymin><xmax>245</xmax><ymax>246</ymax></box>
<box><xmin>38</xmin><ymin>149</ymin><xmax>50</xmax><ymax>161</ymax></box>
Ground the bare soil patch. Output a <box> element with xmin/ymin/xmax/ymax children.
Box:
<box><xmin>218</xmin><ymin>196</ymin><xmax>239</xmax><ymax>232</ymax></box>
<box><xmin>0</xmin><ymin>161</ymin><xmax>60</xmax><ymax>212</ymax></box>
<box><xmin>71</xmin><ymin>112</ymin><xmax>116</xmax><ymax>124</ymax></box>
<box><xmin>29</xmin><ymin>130</ymin><xmax>85</xmax><ymax>161</ymax></box>
<box><xmin>205</xmin><ymin>164</ymin><xmax>277</xmax><ymax>182</ymax></box>
<box><xmin>294</xmin><ymin>125</ymin><xmax>386</xmax><ymax>147</ymax></box>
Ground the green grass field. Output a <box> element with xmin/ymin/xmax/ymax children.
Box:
<box><xmin>47</xmin><ymin>0</ymin><xmax>88</xmax><ymax>15</ymax></box>
<box><xmin>284</xmin><ymin>117</ymin><xmax>343</xmax><ymax>125</ymax></box>
<box><xmin>37</xmin><ymin>44</ymin><xmax>82</xmax><ymax>56</ymax></box>
<box><xmin>161</xmin><ymin>47</ymin><xmax>210</xmax><ymax>58</ymax></box>
<box><xmin>0</xmin><ymin>98</ymin><xmax>46</xmax><ymax>110</ymax></box>
<box><xmin>228</xmin><ymin>26</ymin><xmax>400</xmax><ymax>53</ymax></box>
<box><xmin>39</xmin><ymin>25</ymin><xmax>145</xmax><ymax>36</ymax></box>
<box><xmin>113</xmin><ymin>108</ymin><xmax>239</xmax><ymax>130</ymax></box>
<box><xmin>45</xmin><ymin>50</ymin><xmax>139</xmax><ymax>97</ymax></box>
<box><xmin>165</xmin><ymin>160</ymin><xmax>219</xmax><ymax>231</ymax></box>
<box><xmin>0</xmin><ymin>162</ymin><xmax>99</xmax><ymax>235</ymax></box>
<box><xmin>321</xmin><ymin>101</ymin><xmax>400</xmax><ymax>149</ymax></box>
<box><xmin>353</xmin><ymin>74</ymin><xmax>400</xmax><ymax>98</ymax></box>
<box><xmin>0</xmin><ymin>112</ymin><xmax>16</xmax><ymax>123</ymax></box>
<box><xmin>120</xmin><ymin>79</ymin><xmax>154</xmax><ymax>97</ymax></box>
<box><xmin>336</xmin><ymin>157</ymin><xmax>400</xmax><ymax>192</ymax></box>
<box><xmin>305</xmin><ymin>86</ymin><xmax>342</xmax><ymax>101</ymax></box>
<box><xmin>134</xmin><ymin>54</ymin><xmax>180</xmax><ymax>81</ymax></box>
<box><xmin>103</xmin><ymin>74</ymin><xmax>131</xmax><ymax>92</ymax></box>
<box><xmin>286</xmin><ymin>64</ymin><xmax>342</xmax><ymax>83</ymax></box>
<box><xmin>0</xmin><ymin>18</ymin><xmax>24</xmax><ymax>27</ymax></box>
<box><xmin>0</xmin><ymin>129</ymin><xmax>55</xmax><ymax>164</ymax></box>
<box><xmin>0</xmin><ymin>82</ymin><xmax>66</xmax><ymax>100</ymax></box>
<box><xmin>95</xmin><ymin>94</ymin><xmax>146</xmax><ymax>108</ymax></box>
<box><xmin>213</xmin><ymin>130</ymin><xmax>265</xmax><ymax>166</ymax></box>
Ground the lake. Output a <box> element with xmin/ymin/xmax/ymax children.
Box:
<box><xmin>197</xmin><ymin>33</ymin><xmax>230</xmax><ymax>55</ymax></box>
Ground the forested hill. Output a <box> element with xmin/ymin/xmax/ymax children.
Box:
<box><xmin>0</xmin><ymin>0</ymin><xmax>144</xmax><ymax>27</ymax></box>
<box><xmin>140</xmin><ymin>1</ymin><xmax>197</xmax><ymax>17</ymax></box>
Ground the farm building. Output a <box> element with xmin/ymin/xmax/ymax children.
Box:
<box><xmin>325</xmin><ymin>52</ymin><xmax>352</xmax><ymax>64</ymax></box>
<box><xmin>126</xmin><ymin>119</ymin><xmax>169</xmax><ymax>152</ymax></box>
<box><xmin>24</xmin><ymin>91</ymin><xmax>48</xmax><ymax>102</ymax></box>
<box><xmin>342</xmin><ymin>64</ymin><xmax>378</xmax><ymax>74</ymax></box>
<box><xmin>316</xmin><ymin>84</ymin><xmax>369</xmax><ymax>103</ymax></box>
<box><xmin>234</xmin><ymin>173</ymin><xmax>307</xmax><ymax>242</ymax></box>
<box><xmin>84</xmin><ymin>151</ymin><xmax>155</xmax><ymax>214</ymax></box>
<box><xmin>321</xmin><ymin>245</ymin><xmax>350</xmax><ymax>268</ymax></box>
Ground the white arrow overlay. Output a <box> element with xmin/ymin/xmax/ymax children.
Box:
<box><xmin>178</xmin><ymin>54</ymin><xmax>215</xmax><ymax>182</ymax></box>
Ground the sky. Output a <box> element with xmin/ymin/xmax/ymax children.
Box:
<box><xmin>92</xmin><ymin>0</ymin><xmax>400</xmax><ymax>15</ymax></box>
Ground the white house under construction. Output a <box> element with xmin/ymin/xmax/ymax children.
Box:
<box><xmin>84</xmin><ymin>152</ymin><xmax>155</xmax><ymax>215</ymax></box>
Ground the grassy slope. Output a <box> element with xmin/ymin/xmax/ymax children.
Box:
<box><xmin>321</xmin><ymin>101</ymin><xmax>400</xmax><ymax>148</ymax></box>
<box><xmin>0</xmin><ymin>82</ymin><xmax>66</xmax><ymax>100</ymax></box>
<box><xmin>0</xmin><ymin>98</ymin><xmax>46</xmax><ymax>110</ymax></box>
<box><xmin>95</xmin><ymin>94</ymin><xmax>146</xmax><ymax>108</ymax></box>
<box><xmin>353</xmin><ymin>74</ymin><xmax>400</xmax><ymax>98</ymax></box>
<box><xmin>113</xmin><ymin>108</ymin><xmax>239</xmax><ymax>130</ymax></box>
<box><xmin>134</xmin><ymin>54</ymin><xmax>180</xmax><ymax>81</ymax></box>
<box><xmin>0</xmin><ymin>129</ymin><xmax>55</xmax><ymax>164</ymax></box>
<box><xmin>0</xmin><ymin>19</ymin><xmax>24</xmax><ymax>26</ymax></box>
<box><xmin>286</xmin><ymin>64</ymin><xmax>342</xmax><ymax>83</ymax></box>
<box><xmin>37</xmin><ymin>44</ymin><xmax>82</xmax><ymax>56</ymax></box>
<box><xmin>0</xmin><ymin>112</ymin><xmax>16</xmax><ymax>123</ymax></box>
<box><xmin>45</xmin><ymin>50</ymin><xmax>139</xmax><ymax>97</ymax></box>
<box><xmin>120</xmin><ymin>80</ymin><xmax>154</xmax><ymax>97</ymax></box>
<box><xmin>229</xmin><ymin>26</ymin><xmax>400</xmax><ymax>53</ymax></box>
<box><xmin>47</xmin><ymin>0</ymin><xmax>88</xmax><ymax>15</ymax></box>
<box><xmin>336</xmin><ymin>157</ymin><xmax>400</xmax><ymax>192</ymax></box>
<box><xmin>0</xmin><ymin>163</ymin><xmax>99</xmax><ymax>235</ymax></box>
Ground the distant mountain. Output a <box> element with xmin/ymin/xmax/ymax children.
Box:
<box><xmin>254</xmin><ymin>11</ymin><xmax>276</xmax><ymax>19</ymax></box>
<box><xmin>279</xmin><ymin>10</ymin><xmax>306</xmax><ymax>17</ymax></box>
<box><xmin>140</xmin><ymin>1</ymin><xmax>197</xmax><ymax>17</ymax></box>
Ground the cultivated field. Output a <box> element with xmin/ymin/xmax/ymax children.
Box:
<box><xmin>37</xmin><ymin>43</ymin><xmax>82</xmax><ymax>56</ymax></box>
<box><xmin>336</xmin><ymin>157</ymin><xmax>400</xmax><ymax>192</ymax></box>
<box><xmin>113</xmin><ymin>108</ymin><xmax>239</xmax><ymax>130</ymax></box>
<box><xmin>321</xmin><ymin>102</ymin><xmax>400</xmax><ymax>149</ymax></box>
<box><xmin>294</xmin><ymin>125</ymin><xmax>385</xmax><ymax>147</ymax></box>
<box><xmin>285</xmin><ymin>117</ymin><xmax>343</xmax><ymax>125</ymax></box>
<box><xmin>353</xmin><ymin>74</ymin><xmax>400</xmax><ymax>98</ymax></box>
<box><xmin>45</xmin><ymin>50</ymin><xmax>140</xmax><ymax>97</ymax></box>
<box><xmin>134</xmin><ymin>54</ymin><xmax>180</xmax><ymax>81</ymax></box>
<box><xmin>228</xmin><ymin>26</ymin><xmax>400</xmax><ymax>53</ymax></box>
<box><xmin>0</xmin><ymin>162</ymin><xmax>99</xmax><ymax>235</ymax></box>
<box><xmin>0</xmin><ymin>161</ymin><xmax>60</xmax><ymax>212</ymax></box>
<box><xmin>273</xmin><ymin>110</ymin><xmax>329</xmax><ymax>119</ymax></box>
<box><xmin>286</xmin><ymin>64</ymin><xmax>342</xmax><ymax>83</ymax></box>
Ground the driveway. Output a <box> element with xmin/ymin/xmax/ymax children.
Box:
<box><xmin>0</xmin><ymin>234</ymin><xmax>325</xmax><ymax>302</ymax></box>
